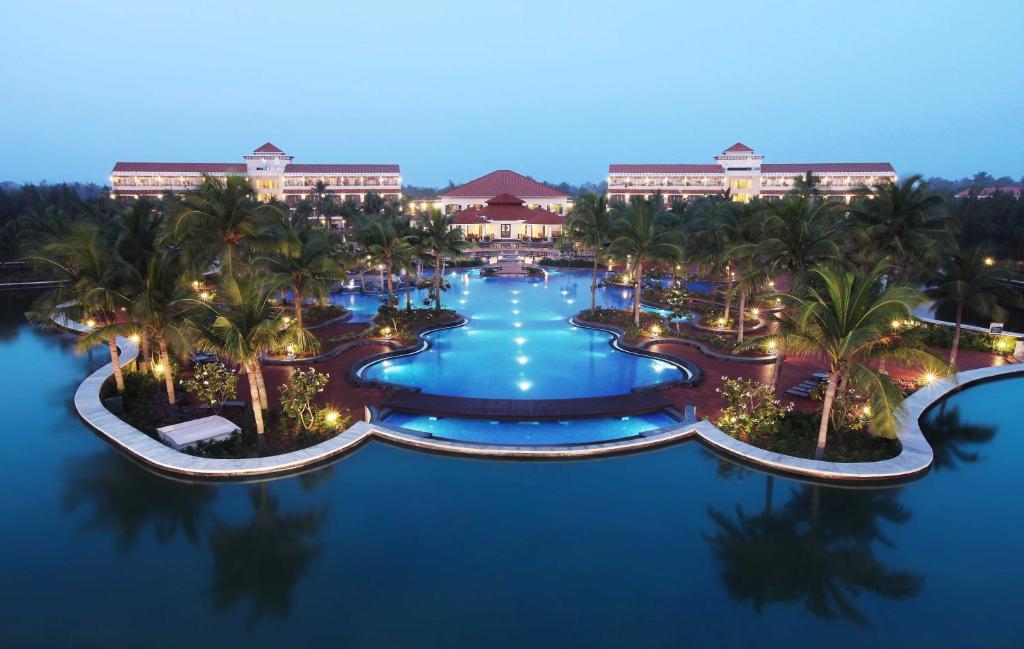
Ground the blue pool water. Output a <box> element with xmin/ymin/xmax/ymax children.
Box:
<box><xmin>384</xmin><ymin>412</ymin><xmax>678</xmax><ymax>445</ymax></box>
<box><xmin>359</xmin><ymin>269</ymin><xmax>687</xmax><ymax>398</ymax></box>
<box><xmin>3</xmin><ymin>287</ymin><xmax>1024</xmax><ymax>648</ymax></box>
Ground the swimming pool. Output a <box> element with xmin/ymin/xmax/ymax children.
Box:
<box><xmin>383</xmin><ymin>412</ymin><xmax>679</xmax><ymax>445</ymax></box>
<box><xmin>357</xmin><ymin>269</ymin><xmax>689</xmax><ymax>398</ymax></box>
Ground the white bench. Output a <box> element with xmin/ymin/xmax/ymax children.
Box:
<box><xmin>156</xmin><ymin>415</ymin><xmax>240</xmax><ymax>450</ymax></box>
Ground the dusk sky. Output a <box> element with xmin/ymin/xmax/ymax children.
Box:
<box><xmin>3</xmin><ymin>0</ymin><xmax>1022</xmax><ymax>187</ymax></box>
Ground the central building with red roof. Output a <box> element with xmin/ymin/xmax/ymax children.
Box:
<box><xmin>608</xmin><ymin>143</ymin><xmax>897</xmax><ymax>204</ymax></box>
<box><xmin>439</xmin><ymin>169</ymin><xmax>571</xmax><ymax>215</ymax></box>
<box><xmin>111</xmin><ymin>142</ymin><xmax>401</xmax><ymax>206</ymax></box>
<box><xmin>449</xmin><ymin>193</ymin><xmax>565</xmax><ymax>242</ymax></box>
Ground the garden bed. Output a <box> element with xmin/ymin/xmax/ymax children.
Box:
<box><xmin>575</xmin><ymin>308</ymin><xmax>668</xmax><ymax>344</ymax></box>
<box><xmin>104</xmin><ymin>370</ymin><xmax>353</xmax><ymax>459</ymax></box>
<box><xmin>725</xmin><ymin>411</ymin><xmax>901</xmax><ymax>462</ymax></box>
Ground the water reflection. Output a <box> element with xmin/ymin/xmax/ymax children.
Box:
<box><xmin>923</xmin><ymin>402</ymin><xmax>998</xmax><ymax>471</ymax></box>
<box><xmin>62</xmin><ymin>452</ymin><xmax>216</xmax><ymax>550</ymax></box>
<box><xmin>207</xmin><ymin>483</ymin><xmax>324</xmax><ymax>623</ymax></box>
<box><xmin>704</xmin><ymin>482</ymin><xmax>923</xmax><ymax>627</ymax></box>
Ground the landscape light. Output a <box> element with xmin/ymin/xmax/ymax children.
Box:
<box><xmin>286</xmin><ymin>344</ymin><xmax>296</xmax><ymax>355</ymax></box>
<box><xmin>199</xmin><ymin>291</ymin><xmax>212</xmax><ymax>301</ymax></box>
<box><xmin>324</xmin><ymin>410</ymin><xmax>340</xmax><ymax>426</ymax></box>
<box><xmin>86</xmin><ymin>319</ymin><xmax>96</xmax><ymax>328</ymax></box>
<box><xmin>862</xmin><ymin>405</ymin><xmax>872</xmax><ymax>416</ymax></box>
<box><xmin>984</xmin><ymin>257</ymin><xmax>995</xmax><ymax>266</ymax></box>
<box><xmin>282</xmin><ymin>316</ymin><xmax>291</xmax><ymax>326</ymax></box>
<box><xmin>381</xmin><ymin>327</ymin><xmax>392</xmax><ymax>338</ymax></box>
<box><xmin>153</xmin><ymin>362</ymin><xmax>165</xmax><ymax>375</ymax></box>
<box><xmin>891</xmin><ymin>319</ymin><xmax>902</xmax><ymax>330</ymax></box>
<box><xmin>766</xmin><ymin>340</ymin><xmax>777</xmax><ymax>352</ymax></box>
<box><xmin>650</xmin><ymin>325</ymin><xmax>663</xmax><ymax>338</ymax></box>
<box><xmin>923</xmin><ymin>372</ymin><xmax>937</xmax><ymax>384</ymax></box>
<box><xmin>129</xmin><ymin>334</ymin><xmax>141</xmax><ymax>344</ymax></box>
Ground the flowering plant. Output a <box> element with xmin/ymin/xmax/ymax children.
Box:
<box><xmin>181</xmin><ymin>362</ymin><xmax>237</xmax><ymax>412</ymax></box>
<box><xmin>715</xmin><ymin>377</ymin><xmax>792</xmax><ymax>441</ymax></box>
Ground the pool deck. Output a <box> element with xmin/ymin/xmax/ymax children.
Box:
<box><xmin>71</xmin><ymin>326</ymin><xmax>1024</xmax><ymax>480</ymax></box>
<box><xmin>381</xmin><ymin>390</ymin><xmax>672</xmax><ymax>420</ymax></box>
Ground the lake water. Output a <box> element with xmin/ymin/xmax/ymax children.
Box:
<box><xmin>1</xmin><ymin>291</ymin><xmax>1022</xmax><ymax>648</ymax></box>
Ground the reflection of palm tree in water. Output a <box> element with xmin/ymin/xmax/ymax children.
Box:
<box><xmin>923</xmin><ymin>402</ymin><xmax>997</xmax><ymax>471</ymax></box>
<box><xmin>207</xmin><ymin>483</ymin><xmax>323</xmax><ymax>623</ymax></box>
<box><xmin>704</xmin><ymin>482</ymin><xmax>923</xmax><ymax>627</ymax></box>
<box><xmin>62</xmin><ymin>452</ymin><xmax>216</xmax><ymax>551</ymax></box>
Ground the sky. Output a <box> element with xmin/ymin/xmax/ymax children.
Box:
<box><xmin>2</xmin><ymin>0</ymin><xmax>1022</xmax><ymax>187</ymax></box>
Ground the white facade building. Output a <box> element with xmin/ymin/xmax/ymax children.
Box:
<box><xmin>608</xmin><ymin>143</ymin><xmax>897</xmax><ymax>204</ymax></box>
<box><xmin>111</xmin><ymin>142</ymin><xmax>401</xmax><ymax>206</ymax></box>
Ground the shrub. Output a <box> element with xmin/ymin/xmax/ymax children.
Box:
<box><xmin>279</xmin><ymin>368</ymin><xmax>330</xmax><ymax>431</ymax></box>
<box><xmin>715</xmin><ymin>377</ymin><xmax>792</xmax><ymax>442</ymax></box>
<box><xmin>181</xmin><ymin>362</ymin><xmax>238</xmax><ymax>412</ymax></box>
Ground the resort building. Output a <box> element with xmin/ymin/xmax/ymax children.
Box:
<box><xmin>449</xmin><ymin>193</ymin><xmax>564</xmax><ymax>242</ymax></box>
<box><xmin>439</xmin><ymin>170</ymin><xmax>571</xmax><ymax>215</ymax></box>
<box><xmin>608</xmin><ymin>143</ymin><xmax>897</xmax><ymax>204</ymax></box>
<box><xmin>110</xmin><ymin>142</ymin><xmax>401</xmax><ymax>206</ymax></box>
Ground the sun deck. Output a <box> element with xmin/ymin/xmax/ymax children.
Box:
<box><xmin>381</xmin><ymin>390</ymin><xmax>672</xmax><ymax>420</ymax></box>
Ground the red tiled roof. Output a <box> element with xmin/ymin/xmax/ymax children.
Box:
<box><xmin>452</xmin><ymin>202</ymin><xmax>565</xmax><ymax>224</ymax></box>
<box><xmin>486</xmin><ymin>193</ymin><xmax>525</xmax><ymax>205</ymax></box>
<box><xmin>609</xmin><ymin>164</ymin><xmax>723</xmax><ymax>174</ymax></box>
<box><xmin>112</xmin><ymin>162</ymin><xmax>246</xmax><ymax>173</ymax></box>
<box><xmin>762</xmin><ymin>163</ymin><xmax>895</xmax><ymax>174</ymax></box>
<box><xmin>284</xmin><ymin>164</ymin><xmax>400</xmax><ymax>174</ymax></box>
<box><xmin>253</xmin><ymin>142</ymin><xmax>284</xmax><ymax>153</ymax></box>
<box><xmin>724</xmin><ymin>142</ymin><xmax>754</xmax><ymax>153</ymax></box>
<box><xmin>524</xmin><ymin>211</ymin><xmax>565</xmax><ymax>225</ymax></box>
<box><xmin>440</xmin><ymin>170</ymin><xmax>567</xmax><ymax>198</ymax></box>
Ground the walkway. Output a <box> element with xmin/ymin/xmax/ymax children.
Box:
<box><xmin>382</xmin><ymin>390</ymin><xmax>671</xmax><ymax>419</ymax></box>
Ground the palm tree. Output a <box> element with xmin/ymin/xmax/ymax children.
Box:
<box><xmin>566</xmin><ymin>192</ymin><xmax>613</xmax><ymax>311</ymax></box>
<box><xmin>751</xmin><ymin>194</ymin><xmax>846</xmax><ymax>393</ymax></box>
<box><xmin>778</xmin><ymin>263</ymin><xmax>945</xmax><ymax>459</ymax></box>
<box><xmin>417</xmin><ymin>210</ymin><xmax>467</xmax><ymax>312</ymax></box>
<box><xmin>124</xmin><ymin>251</ymin><xmax>195</xmax><ymax>405</ymax></box>
<box><xmin>358</xmin><ymin>218</ymin><xmax>411</xmax><ymax>303</ymax></box>
<box><xmin>28</xmin><ymin>222</ymin><xmax>131</xmax><ymax>392</ymax></box>
<box><xmin>190</xmin><ymin>274</ymin><xmax>305</xmax><ymax>440</ymax></box>
<box><xmin>171</xmin><ymin>175</ymin><xmax>282</xmax><ymax>275</ymax></box>
<box><xmin>924</xmin><ymin>248</ymin><xmax>1021</xmax><ymax>369</ymax></box>
<box><xmin>849</xmin><ymin>175</ymin><xmax>954</xmax><ymax>283</ymax></box>
<box><xmin>722</xmin><ymin>201</ymin><xmax>769</xmax><ymax>343</ymax></box>
<box><xmin>608</xmin><ymin>199</ymin><xmax>682</xmax><ymax>326</ymax></box>
<box><xmin>263</xmin><ymin>216</ymin><xmax>343</xmax><ymax>331</ymax></box>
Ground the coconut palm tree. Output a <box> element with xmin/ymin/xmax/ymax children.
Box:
<box><xmin>124</xmin><ymin>251</ymin><xmax>196</xmax><ymax>405</ymax></box>
<box><xmin>609</xmin><ymin>199</ymin><xmax>683</xmax><ymax>326</ymax></box>
<box><xmin>746</xmin><ymin>194</ymin><xmax>847</xmax><ymax>392</ymax></box>
<box><xmin>262</xmin><ymin>216</ymin><xmax>343</xmax><ymax>331</ymax></box>
<box><xmin>358</xmin><ymin>218</ymin><xmax>411</xmax><ymax>303</ymax></box>
<box><xmin>849</xmin><ymin>175</ymin><xmax>954</xmax><ymax>283</ymax></box>
<box><xmin>566</xmin><ymin>192</ymin><xmax>613</xmax><ymax>311</ymax></box>
<box><xmin>417</xmin><ymin>210</ymin><xmax>467</xmax><ymax>312</ymax></box>
<box><xmin>171</xmin><ymin>175</ymin><xmax>282</xmax><ymax>275</ymax></box>
<box><xmin>190</xmin><ymin>274</ymin><xmax>307</xmax><ymax>440</ymax></box>
<box><xmin>721</xmin><ymin>200</ymin><xmax>770</xmax><ymax>344</ymax></box>
<box><xmin>778</xmin><ymin>263</ymin><xmax>946</xmax><ymax>459</ymax></box>
<box><xmin>924</xmin><ymin>248</ymin><xmax>1021</xmax><ymax>369</ymax></box>
<box><xmin>27</xmin><ymin>222</ymin><xmax>131</xmax><ymax>392</ymax></box>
